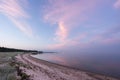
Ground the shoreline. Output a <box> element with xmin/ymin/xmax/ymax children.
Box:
<box><xmin>30</xmin><ymin>54</ymin><xmax>119</xmax><ymax>79</ymax></box>
<box><xmin>15</xmin><ymin>53</ymin><xmax>119</xmax><ymax>80</ymax></box>
<box><xmin>29</xmin><ymin>54</ymin><xmax>120</xmax><ymax>80</ymax></box>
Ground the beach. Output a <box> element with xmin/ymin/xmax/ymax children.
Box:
<box><xmin>15</xmin><ymin>53</ymin><xmax>119</xmax><ymax>80</ymax></box>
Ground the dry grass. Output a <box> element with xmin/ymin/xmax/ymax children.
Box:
<box><xmin>0</xmin><ymin>52</ymin><xmax>23</xmax><ymax>80</ymax></box>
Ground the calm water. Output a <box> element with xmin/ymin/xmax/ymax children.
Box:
<box><xmin>32</xmin><ymin>52</ymin><xmax>120</xmax><ymax>78</ymax></box>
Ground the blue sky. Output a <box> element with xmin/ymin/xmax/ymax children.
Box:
<box><xmin>0</xmin><ymin>0</ymin><xmax>120</xmax><ymax>52</ymax></box>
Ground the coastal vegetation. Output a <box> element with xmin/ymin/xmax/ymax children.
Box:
<box><xmin>0</xmin><ymin>52</ymin><xmax>32</xmax><ymax>80</ymax></box>
<box><xmin>0</xmin><ymin>46</ymin><xmax>43</xmax><ymax>80</ymax></box>
<box><xmin>0</xmin><ymin>47</ymin><xmax>42</xmax><ymax>53</ymax></box>
<box><xmin>0</xmin><ymin>52</ymin><xmax>21</xmax><ymax>80</ymax></box>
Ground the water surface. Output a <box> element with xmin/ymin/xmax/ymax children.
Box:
<box><xmin>32</xmin><ymin>52</ymin><xmax>120</xmax><ymax>78</ymax></box>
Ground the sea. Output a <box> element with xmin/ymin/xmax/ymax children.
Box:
<box><xmin>31</xmin><ymin>52</ymin><xmax>120</xmax><ymax>79</ymax></box>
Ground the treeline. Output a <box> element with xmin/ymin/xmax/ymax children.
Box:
<box><xmin>0</xmin><ymin>47</ymin><xmax>43</xmax><ymax>53</ymax></box>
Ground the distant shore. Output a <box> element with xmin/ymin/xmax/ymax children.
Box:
<box><xmin>15</xmin><ymin>53</ymin><xmax>119</xmax><ymax>80</ymax></box>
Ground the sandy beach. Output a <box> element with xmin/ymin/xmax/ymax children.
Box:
<box><xmin>15</xmin><ymin>54</ymin><xmax>119</xmax><ymax>80</ymax></box>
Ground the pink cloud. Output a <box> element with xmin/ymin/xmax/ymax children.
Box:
<box><xmin>102</xmin><ymin>38</ymin><xmax>120</xmax><ymax>44</ymax></box>
<box><xmin>88</xmin><ymin>32</ymin><xmax>120</xmax><ymax>45</ymax></box>
<box><xmin>114</xmin><ymin>0</ymin><xmax>120</xmax><ymax>9</ymax></box>
<box><xmin>45</xmin><ymin>0</ymin><xmax>100</xmax><ymax>49</ymax></box>
<box><xmin>114</xmin><ymin>0</ymin><xmax>120</xmax><ymax>8</ymax></box>
<box><xmin>55</xmin><ymin>22</ymin><xmax>68</xmax><ymax>42</ymax></box>
<box><xmin>47</xmin><ymin>33</ymin><xmax>88</xmax><ymax>50</ymax></box>
<box><xmin>0</xmin><ymin>0</ymin><xmax>33</xmax><ymax>37</ymax></box>
<box><xmin>10</xmin><ymin>17</ymin><xmax>33</xmax><ymax>37</ymax></box>
<box><xmin>48</xmin><ymin>28</ymin><xmax>120</xmax><ymax>50</ymax></box>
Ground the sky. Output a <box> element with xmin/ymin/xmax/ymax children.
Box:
<box><xmin>0</xmin><ymin>0</ymin><xmax>120</xmax><ymax>52</ymax></box>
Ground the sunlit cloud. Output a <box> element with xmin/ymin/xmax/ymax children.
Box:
<box><xmin>48</xmin><ymin>24</ymin><xmax>120</xmax><ymax>50</ymax></box>
<box><xmin>55</xmin><ymin>22</ymin><xmax>68</xmax><ymax>42</ymax></box>
<box><xmin>0</xmin><ymin>0</ymin><xmax>33</xmax><ymax>37</ymax></box>
<box><xmin>114</xmin><ymin>0</ymin><xmax>120</xmax><ymax>9</ymax></box>
<box><xmin>47</xmin><ymin>34</ymin><xmax>88</xmax><ymax>50</ymax></box>
<box><xmin>87</xmin><ymin>25</ymin><xmax>120</xmax><ymax>45</ymax></box>
<box><xmin>45</xmin><ymin>0</ymin><xmax>120</xmax><ymax>50</ymax></box>
<box><xmin>44</xmin><ymin>0</ymin><xmax>100</xmax><ymax>49</ymax></box>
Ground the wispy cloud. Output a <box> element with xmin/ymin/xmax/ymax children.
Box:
<box><xmin>0</xmin><ymin>0</ymin><xmax>33</xmax><ymax>37</ymax></box>
<box><xmin>114</xmin><ymin>0</ymin><xmax>120</xmax><ymax>9</ymax></box>
<box><xmin>44</xmin><ymin>0</ymin><xmax>100</xmax><ymax>49</ymax></box>
<box><xmin>55</xmin><ymin>22</ymin><xmax>68</xmax><ymax>42</ymax></box>
<box><xmin>47</xmin><ymin>33</ymin><xmax>88</xmax><ymax>50</ymax></box>
<box><xmin>48</xmin><ymin>24</ymin><xmax>120</xmax><ymax>50</ymax></box>
<box><xmin>45</xmin><ymin>0</ymin><xmax>97</xmax><ymax>42</ymax></box>
<box><xmin>89</xmin><ymin>26</ymin><xmax>120</xmax><ymax>45</ymax></box>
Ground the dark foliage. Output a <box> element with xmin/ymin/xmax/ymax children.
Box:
<box><xmin>0</xmin><ymin>47</ymin><xmax>43</xmax><ymax>53</ymax></box>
